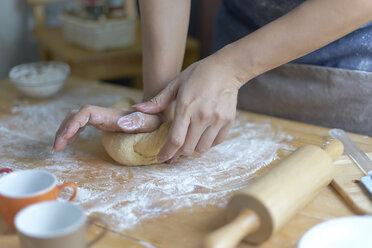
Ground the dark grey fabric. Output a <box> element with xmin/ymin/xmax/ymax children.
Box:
<box><xmin>238</xmin><ymin>64</ymin><xmax>372</xmax><ymax>136</ymax></box>
<box><xmin>214</xmin><ymin>0</ymin><xmax>372</xmax><ymax>72</ymax></box>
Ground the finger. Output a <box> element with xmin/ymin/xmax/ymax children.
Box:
<box><xmin>67</xmin><ymin>127</ymin><xmax>85</xmax><ymax>145</ymax></box>
<box><xmin>212</xmin><ymin>122</ymin><xmax>233</xmax><ymax>147</ymax></box>
<box><xmin>178</xmin><ymin>118</ymin><xmax>208</xmax><ymax>156</ymax></box>
<box><xmin>89</xmin><ymin>107</ymin><xmax>133</xmax><ymax>131</ymax></box>
<box><xmin>54</xmin><ymin>107</ymin><xmax>90</xmax><ymax>151</ymax></box>
<box><xmin>55</xmin><ymin>109</ymin><xmax>78</xmax><ymax>140</ymax></box>
<box><xmin>133</xmin><ymin>80</ymin><xmax>178</xmax><ymax>114</ymax></box>
<box><xmin>65</xmin><ymin>104</ymin><xmax>119</xmax><ymax>139</ymax></box>
<box><xmin>54</xmin><ymin>125</ymin><xmax>85</xmax><ymax>152</ymax></box>
<box><xmin>63</xmin><ymin>109</ymin><xmax>91</xmax><ymax>140</ymax></box>
<box><xmin>53</xmin><ymin>109</ymin><xmax>79</xmax><ymax>152</ymax></box>
<box><xmin>54</xmin><ymin>124</ymin><xmax>77</xmax><ymax>152</ymax></box>
<box><xmin>195</xmin><ymin>125</ymin><xmax>221</xmax><ymax>154</ymax></box>
<box><xmin>117</xmin><ymin>112</ymin><xmax>162</xmax><ymax>133</ymax></box>
<box><xmin>53</xmin><ymin>138</ymin><xmax>68</xmax><ymax>152</ymax></box>
<box><xmin>67</xmin><ymin>133</ymin><xmax>79</xmax><ymax>145</ymax></box>
<box><xmin>165</xmin><ymin>155</ymin><xmax>179</xmax><ymax>164</ymax></box>
<box><xmin>157</xmin><ymin>113</ymin><xmax>190</xmax><ymax>163</ymax></box>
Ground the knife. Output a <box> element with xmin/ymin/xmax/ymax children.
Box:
<box><xmin>329</xmin><ymin>129</ymin><xmax>372</xmax><ymax>196</ymax></box>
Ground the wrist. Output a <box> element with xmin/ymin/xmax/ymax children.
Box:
<box><xmin>211</xmin><ymin>42</ymin><xmax>260</xmax><ymax>88</ymax></box>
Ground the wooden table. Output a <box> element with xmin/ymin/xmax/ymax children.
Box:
<box><xmin>0</xmin><ymin>77</ymin><xmax>371</xmax><ymax>248</ymax></box>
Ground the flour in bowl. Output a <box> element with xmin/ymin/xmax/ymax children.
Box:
<box><xmin>9</xmin><ymin>62</ymin><xmax>69</xmax><ymax>86</ymax></box>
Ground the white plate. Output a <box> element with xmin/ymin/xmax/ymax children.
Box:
<box><xmin>298</xmin><ymin>216</ymin><xmax>372</xmax><ymax>248</ymax></box>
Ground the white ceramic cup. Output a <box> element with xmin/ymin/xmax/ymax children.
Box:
<box><xmin>15</xmin><ymin>201</ymin><xmax>107</xmax><ymax>248</ymax></box>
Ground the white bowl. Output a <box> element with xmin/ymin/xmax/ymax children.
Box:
<box><xmin>298</xmin><ymin>216</ymin><xmax>372</xmax><ymax>248</ymax></box>
<box><xmin>9</xmin><ymin>61</ymin><xmax>70</xmax><ymax>98</ymax></box>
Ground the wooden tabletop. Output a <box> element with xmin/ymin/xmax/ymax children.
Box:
<box><xmin>0</xmin><ymin>77</ymin><xmax>371</xmax><ymax>248</ymax></box>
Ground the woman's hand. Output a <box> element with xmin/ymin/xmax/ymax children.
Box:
<box><xmin>133</xmin><ymin>56</ymin><xmax>241</xmax><ymax>162</ymax></box>
<box><xmin>53</xmin><ymin>105</ymin><xmax>166</xmax><ymax>152</ymax></box>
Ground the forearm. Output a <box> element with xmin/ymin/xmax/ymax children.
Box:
<box><xmin>138</xmin><ymin>0</ymin><xmax>191</xmax><ymax>101</ymax></box>
<box><xmin>213</xmin><ymin>0</ymin><xmax>372</xmax><ymax>86</ymax></box>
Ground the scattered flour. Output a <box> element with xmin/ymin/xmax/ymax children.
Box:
<box><xmin>0</xmin><ymin>83</ymin><xmax>293</xmax><ymax>232</ymax></box>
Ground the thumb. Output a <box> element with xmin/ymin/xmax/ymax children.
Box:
<box><xmin>133</xmin><ymin>80</ymin><xmax>178</xmax><ymax>114</ymax></box>
<box><xmin>117</xmin><ymin>112</ymin><xmax>162</xmax><ymax>134</ymax></box>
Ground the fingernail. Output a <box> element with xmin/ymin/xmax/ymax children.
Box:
<box><xmin>132</xmin><ymin>103</ymin><xmax>146</xmax><ymax>108</ymax></box>
<box><xmin>133</xmin><ymin>103</ymin><xmax>153</xmax><ymax>112</ymax></box>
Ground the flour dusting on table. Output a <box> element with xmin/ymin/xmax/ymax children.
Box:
<box><xmin>0</xmin><ymin>83</ymin><xmax>292</xmax><ymax>231</ymax></box>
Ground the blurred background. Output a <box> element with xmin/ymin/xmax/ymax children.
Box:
<box><xmin>0</xmin><ymin>0</ymin><xmax>221</xmax><ymax>88</ymax></box>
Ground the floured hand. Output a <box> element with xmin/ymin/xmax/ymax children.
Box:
<box><xmin>133</xmin><ymin>56</ymin><xmax>240</xmax><ymax>163</ymax></box>
<box><xmin>53</xmin><ymin>105</ymin><xmax>165</xmax><ymax>152</ymax></box>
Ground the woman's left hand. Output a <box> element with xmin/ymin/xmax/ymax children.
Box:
<box><xmin>133</xmin><ymin>56</ymin><xmax>241</xmax><ymax>162</ymax></box>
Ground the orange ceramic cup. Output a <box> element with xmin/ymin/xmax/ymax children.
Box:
<box><xmin>0</xmin><ymin>170</ymin><xmax>77</xmax><ymax>229</ymax></box>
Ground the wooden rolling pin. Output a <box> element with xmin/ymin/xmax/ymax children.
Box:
<box><xmin>204</xmin><ymin>140</ymin><xmax>344</xmax><ymax>248</ymax></box>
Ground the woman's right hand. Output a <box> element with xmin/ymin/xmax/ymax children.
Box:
<box><xmin>53</xmin><ymin>105</ymin><xmax>166</xmax><ymax>152</ymax></box>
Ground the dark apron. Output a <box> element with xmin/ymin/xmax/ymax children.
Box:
<box><xmin>238</xmin><ymin>64</ymin><xmax>372</xmax><ymax>136</ymax></box>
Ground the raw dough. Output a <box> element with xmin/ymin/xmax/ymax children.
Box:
<box><xmin>101</xmin><ymin>98</ymin><xmax>171</xmax><ymax>166</ymax></box>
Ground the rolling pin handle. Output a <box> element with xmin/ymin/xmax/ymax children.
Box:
<box><xmin>204</xmin><ymin>209</ymin><xmax>260</xmax><ymax>248</ymax></box>
<box><xmin>322</xmin><ymin>139</ymin><xmax>344</xmax><ymax>161</ymax></box>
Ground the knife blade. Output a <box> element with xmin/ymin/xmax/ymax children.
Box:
<box><xmin>329</xmin><ymin>128</ymin><xmax>372</xmax><ymax>195</ymax></box>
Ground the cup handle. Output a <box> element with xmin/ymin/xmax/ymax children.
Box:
<box><xmin>86</xmin><ymin>215</ymin><xmax>108</xmax><ymax>247</ymax></box>
<box><xmin>57</xmin><ymin>182</ymin><xmax>77</xmax><ymax>201</ymax></box>
<box><xmin>0</xmin><ymin>168</ymin><xmax>13</xmax><ymax>174</ymax></box>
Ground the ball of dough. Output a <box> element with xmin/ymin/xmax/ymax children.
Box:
<box><xmin>101</xmin><ymin>98</ymin><xmax>171</xmax><ymax>166</ymax></box>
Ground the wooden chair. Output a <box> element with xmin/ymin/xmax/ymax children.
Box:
<box><xmin>27</xmin><ymin>0</ymin><xmax>200</xmax><ymax>89</ymax></box>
